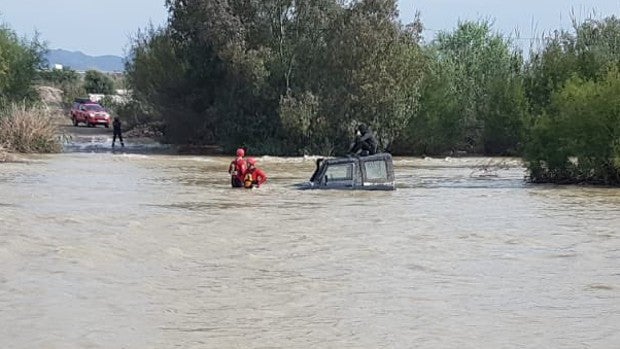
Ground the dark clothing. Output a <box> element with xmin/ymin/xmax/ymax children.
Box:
<box><xmin>231</xmin><ymin>176</ymin><xmax>244</xmax><ymax>187</ymax></box>
<box><xmin>228</xmin><ymin>157</ymin><xmax>247</xmax><ymax>187</ymax></box>
<box><xmin>112</xmin><ymin>133</ymin><xmax>124</xmax><ymax>147</ymax></box>
<box><xmin>113</xmin><ymin>119</ymin><xmax>122</xmax><ymax>132</ymax></box>
<box><xmin>310</xmin><ymin>159</ymin><xmax>324</xmax><ymax>182</ymax></box>
<box><xmin>112</xmin><ymin>119</ymin><xmax>124</xmax><ymax>147</ymax></box>
<box><xmin>349</xmin><ymin>129</ymin><xmax>378</xmax><ymax>156</ymax></box>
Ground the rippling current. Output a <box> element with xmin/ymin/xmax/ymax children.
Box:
<box><xmin>0</xmin><ymin>152</ymin><xmax>618</xmax><ymax>348</ymax></box>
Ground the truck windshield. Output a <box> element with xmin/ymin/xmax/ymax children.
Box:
<box><xmin>85</xmin><ymin>105</ymin><xmax>104</xmax><ymax>111</ymax></box>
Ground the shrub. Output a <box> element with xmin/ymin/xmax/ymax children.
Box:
<box><xmin>0</xmin><ymin>103</ymin><xmax>62</xmax><ymax>153</ymax></box>
<box><xmin>525</xmin><ymin>68</ymin><xmax>620</xmax><ymax>185</ymax></box>
<box><xmin>83</xmin><ymin>70</ymin><xmax>115</xmax><ymax>95</ymax></box>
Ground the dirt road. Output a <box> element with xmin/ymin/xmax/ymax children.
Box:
<box><xmin>57</xmin><ymin>117</ymin><xmax>169</xmax><ymax>153</ymax></box>
<box><xmin>59</xmin><ymin>118</ymin><xmax>113</xmax><ymax>136</ymax></box>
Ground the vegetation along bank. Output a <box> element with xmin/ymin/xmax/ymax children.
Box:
<box><xmin>1</xmin><ymin>2</ymin><xmax>619</xmax><ymax>184</ymax></box>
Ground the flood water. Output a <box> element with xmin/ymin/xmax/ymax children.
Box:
<box><xmin>1</xmin><ymin>146</ymin><xmax>619</xmax><ymax>348</ymax></box>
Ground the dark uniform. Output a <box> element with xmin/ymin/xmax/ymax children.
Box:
<box><xmin>349</xmin><ymin>123</ymin><xmax>378</xmax><ymax>156</ymax></box>
<box><xmin>112</xmin><ymin>117</ymin><xmax>124</xmax><ymax>147</ymax></box>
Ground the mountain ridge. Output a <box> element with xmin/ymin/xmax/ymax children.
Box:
<box><xmin>45</xmin><ymin>49</ymin><xmax>125</xmax><ymax>72</ymax></box>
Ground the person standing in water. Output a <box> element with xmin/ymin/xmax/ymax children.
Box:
<box><xmin>228</xmin><ymin>148</ymin><xmax>247</xmax><ymax>187</ymax></box>
<box><xmin>112</xmin><ymin>117</ymin><xmax>124</xmax><ymax>148</ymax></box>
<box><xmin>244</xmin><ymin>157</ymin><xmax>267</xmax><ymax>188</ymax></box>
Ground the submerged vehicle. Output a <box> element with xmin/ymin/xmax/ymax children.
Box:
<box><xmin>300</xmin><ymin>153</ymin><xmax>395</xmax><ymax>190</ymax></box>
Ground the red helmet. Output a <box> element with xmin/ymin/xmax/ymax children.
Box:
<box><xmin>236</xmin><ymin>148</ymin><xmax>245</xmax><ymax>157</ymax></box>
<box><xmin>246</xmin><ymin>157</ymin><xmax>257</xmax><ymax>166</ymax></box>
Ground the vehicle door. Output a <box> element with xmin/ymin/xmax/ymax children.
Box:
<box><xmin>77</xmin><ymin>104</ymin><xmax>88</xmax><ymax>122</ymax></box>
<box><xmin>360</xmin><ymin>156</ymin><xmax>395</xmax><ymax>189</ymax></box>
<box><xmin>319</xmin><ymin>161</ymin><xmax>357</xmax><ymax>189</ymax></box>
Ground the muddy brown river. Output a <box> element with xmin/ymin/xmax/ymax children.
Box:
<box><xmin>1</xmin><ymin>140</ymin><xmax>619</xmax><ymax>348</ymax></box>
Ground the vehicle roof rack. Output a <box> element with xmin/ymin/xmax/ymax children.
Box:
<box><xmin>74</xmin><ymin>98</ymin><xmax>96</xmax><ymax>104</ymax></box>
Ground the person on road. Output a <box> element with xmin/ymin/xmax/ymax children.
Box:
<box><xmin>348</xmin><ymin>123</ymin><xmax>378</xmax><ymax>156</ymax></box>
<box><xmin>112</xmin><ymin>117</ymin><xmax>124</xmax><ymax>148</ymax></box>
<box><xmin>228</xmin><ymin>148</ymin><xmax>247</xmax><ymax>188</ymax></box>
<box><xmin>243</xmin><ymin>157</ymin><xmax>267</xmax><ymax>188</ymax></box>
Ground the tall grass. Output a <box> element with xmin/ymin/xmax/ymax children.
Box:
<box><xmin>0</xmin><ymin>144</ymin><xmax>9</xmax><ymax>162</ymax></box>
<box><xmin>0</xmin><ymin>103</ymin><xmax>62</xmax><ymax>154</ymax></box>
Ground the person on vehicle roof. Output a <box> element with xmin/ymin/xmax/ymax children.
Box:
<box><xmin>348</xmin><ymin>123</ymin><xmax>378</xmax><ymax>156</ymax></box>
<box><xmin>112</xmin><ymin>117</ymin><xmax>124</xmax><ymax>148</ymax></box>
<box><xmin>229</xmin><ymin>148</ymin><xmax>247</xmax><ymax>188</ymax></box>
<box><xmin>243</xmin><ymin>157</ymin><xmax>267</xmax><ymax>188</ymax></box>
<box><xmin>309</xmin><ymin>158</ymin><xmax>324</xmax><ymax>183</ymax></box>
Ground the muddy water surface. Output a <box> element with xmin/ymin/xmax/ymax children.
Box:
<box><xmin>1</xmin><ymin>149</ymin><xmax>618</xmax><ymax>348</ymax></box>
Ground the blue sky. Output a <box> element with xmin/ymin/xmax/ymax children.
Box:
<box><xmin>1</xmin><ymin>0</ymin><xmax>618</xmax><ymax>56</ymax></box>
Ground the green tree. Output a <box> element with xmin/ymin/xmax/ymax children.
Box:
<box><xmin>525</xmin><ymin>68</ymin><xmax>620</xmax><ymax>185</ymax></box>
<box><xmin>523</xmin><ymin>16</ymin><xmax>620</xmax><ymax>184</ymax></box>
<box><xmin>317</xmin><ymin>1</ymin><xmax>425</xmax><ymax>153</ymax></box>
<box><xmin>394</xmin><ymin>49</ymin><xmax>460</xmax><ymax>155</ymax></box>
<box><xmin>134</xmin><ymin>1</ymin><xmax>274</xmax><ymax>147</ymax></box>
<box><xmin>125</xmin><ymin>26</ymin><xmax>181</xmax><ymax>124</ymax></box>
<box><xmin>525</xmin><ymin>16</ymin><xmax>620</xmax><ymax>115</ymax></box>
<box><xmin>400</xmin><ymin>20</ymin><xmax>527</xmax><ymax>155</ymax></box>
<box><xmin>269</xmin><ymin>0</ymin><xmax>425</xmax><ymax>154</ymax></box>
<box><xmin>126</xmin><ymin>0</ymin><xmax>425</xmax><ymax>154</ymax></box>
<box><xmin>83</xmin><ymin>70</ymin><xmax>115</xmax><ymax>95</ymax></box>
<box><xmin>0</xmin><ymin>22</ymin><xmax>45</xmax><ymax>108</ymax></box>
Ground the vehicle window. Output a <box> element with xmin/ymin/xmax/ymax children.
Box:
<box><xmin>85</xmin><ymin>105</ymin><xmax>104</xmax><ymax>111</ymax></box>
<box><xmin>364</xmin><ymin>160</ymin><xmax>388</xmax><ymax>180</ymax></box>
<box><xmin>324</xmin><ymin>163</ymin><xmax>353</xmax><ymax>181</ymax></box>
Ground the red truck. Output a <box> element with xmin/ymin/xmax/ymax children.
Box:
<box><xmin>70</xmin><ymin>99</ymin><xmax>111</xmax><ymax>128</ymax></box>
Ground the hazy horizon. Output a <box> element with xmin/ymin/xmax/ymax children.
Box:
<box><xmin>1</xmin><ymin>0</ymin><xmax>618</xmax><ymax>57</ymax></box>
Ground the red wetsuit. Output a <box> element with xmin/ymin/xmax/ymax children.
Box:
<box><xmin>228</xmin><ymin>157</ymin><xmax>247</xmax><ymax>187</ymax></box>
<box><xmin>244</xmin><ymin>167</ymin><xmax>267</xmax><ymax>188</ymax></box>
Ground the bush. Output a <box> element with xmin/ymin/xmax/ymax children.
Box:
<box><xmin>83</xmin><ymin>70</ymin><xmax>115</xmax><ymax>95</ymax></box>
<box><xmin>0</xmin><ymin>103</ymin><xmax>62</xmax><ymax>153</ymax></box>
<box><xmin>525</xmin><ymin>68</ymin><xmax>620</xmax><ymax>185</ymax></box>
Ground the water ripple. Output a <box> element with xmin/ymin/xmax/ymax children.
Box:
<box><xmin>0</xmin><ymin>154</ymin><xmax>618</xmax><ymax>348</ymax></box>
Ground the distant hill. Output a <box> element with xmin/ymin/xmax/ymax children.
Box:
<box><xmin>45</xmin><ymin>49</ymin><xmax>125</xmax><ymax>72</ymax></box>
